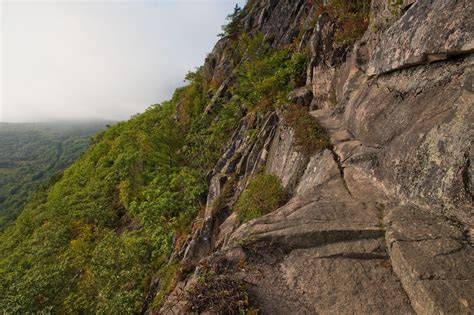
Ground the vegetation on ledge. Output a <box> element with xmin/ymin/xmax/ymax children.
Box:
<box><xmin>233</xmin><ymin>34</ymin><xmax>307</xmax><ymax>113</ymax></box>
<box><xmin>312</xmin><ymin>0</ymin><xmax>371</xmax><ymax>45</ymax></box>
<box><xmin>236</xmin><ymin>174</ymin><xmax>288</xmax><ymax>222</ymax></box>
<box><xmin>186</xmin><ymin>271</ymin><xmax>251</xmax><ymax>314</ymax></box>
<box><xmin>283</xmin><ymin>104</ymin><xmax>330</xmax><ymax>156</ymax></box>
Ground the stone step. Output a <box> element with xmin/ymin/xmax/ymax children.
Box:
<box><xmin>276</xmin><ymin>239</ymin><xmax>415</xmax><ymax>314</ymax></box>
<box><xmin>384</xmin><ymin>206</ymin><xmax>474</xmax><ymax>315</ymax></box>
<box><xmin>229</xmin><ymin>177</ymin><xmax>385</xmax><ymax>249</ymax></box>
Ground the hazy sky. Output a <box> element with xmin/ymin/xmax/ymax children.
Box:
<box><xmin>0</xmin><ymin>0</ymin><xmax>245</xmax><ymax>122</ymax></box>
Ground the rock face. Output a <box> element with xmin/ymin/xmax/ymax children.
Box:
<box><xmin>385</xmin><ymin>206</ymin><xmax>474</xmax><ymax>315</ymax></box>
<box><xmin>367</xmin><ymin>0</ymin><xmax>474</xmax><ymax>76</ymax></box>
<box><xmin>160</xmin><ymin>0</ymin><xmax>474</xmax><ymax>313</ymax></box>
<box><xmin>344</xmin><ymin>56</ymin><xmax>474</xmax><ymax>225</ymax></box>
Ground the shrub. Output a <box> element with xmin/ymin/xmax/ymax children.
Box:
<box><xmin>186</xmin><ymin>271</ymin><xmax>250</xmax><ymax>314</ymax></box>
<box><xmin>209</xmin><ymin>176</ymin><xmax>235</xmax><ymax>215</ymax></box>
<box><xmin>328</xmin><ymin>89</ymin><xmax>338</xmax><ymax>107</ymax></box>
<box><xmin>233</xmin><ymin>45</ymin><xmax>307</xmax><ymax>112</ymax></box>
<box><xmin>387</xmin><ymin>0</ymin><xmax>404</xmax><ymax>16</ymax></box>
<box><xmin>151</xmin><ymin>261</ymin><xmax>181</xmax><ymax>309</ymax></box>
<box><xmin>283</xmin><ymin>104</ymin><xmax>330</xmax><ymax>155</ymax></box>
<box><xmin>312</xmin><ymin>0</ymin><xmax>371</xmax><ymax>46</ymax></box>
<box><xmin>236</xmin><ymin>174</ymin><xmax>287</xmax><ymax>222</ymax></box>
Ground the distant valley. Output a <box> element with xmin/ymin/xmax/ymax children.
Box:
<box><xmin>0</xmin><ymin>121</ymin><xmax>112</xmax><ymax>230</ymax></box>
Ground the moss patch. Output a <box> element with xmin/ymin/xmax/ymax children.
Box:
<box><xmin>150</xmin><ymin>261</ymin><xmax>181</xmax><ymax>309</ymax></box>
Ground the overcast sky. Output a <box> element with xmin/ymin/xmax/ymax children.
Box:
<box><xmin>0</xmin><ymin>0</ymin><xmax>245</xmax><ymax>122</ymax></box>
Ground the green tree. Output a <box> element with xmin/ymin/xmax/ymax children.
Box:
<box><xmin>219</xmin><ymin>4</ymin><xmax>242</xmax><ymax>38</ymax></box>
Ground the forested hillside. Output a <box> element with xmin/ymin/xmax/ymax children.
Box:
<box><xmin>0</xmin><ymin>12</ymin><xmax>309</xmax><ymax>309</ymax></box>
<box><xmin>0</xmin><ymin>122</ymin><xmax>111</xmax><ymax>229</ymax></box>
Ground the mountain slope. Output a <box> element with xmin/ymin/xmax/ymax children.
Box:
<box><xmin>0</xmin><ymin>83</ymin><xmax>245</xmax><ymax>311</ymax></box>
<box><xmin>1</xmin><ymin>0</ymin><xmax>473</xmax><ymax>314</ymax></box>
<box><xmin>160</xmin><ymin>0</ymin><xmax>473</xmax><ymax>313</ymax></box>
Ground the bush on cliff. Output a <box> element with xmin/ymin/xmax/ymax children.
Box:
<box><xmin>283</xmin><ymin>104</ymin><xmax>330</xmax><ymax>156</ymax></box>
<box><xmin>186</xmin><ymin>271</ymin><xmax>250</xmax><ymax>314</ymax></box>
<box><xmin>236</xmin><ymin>174</ymin><xmax>288</xmax><ymax>222</ymax></box>
<box><xmin>219</xmin><ymin>4</ymin><xmax>243</xmax><ymax>38</ymax></box>
<box><xmin>312</xmin><ymin>0</ymin><xmax>371</xmax><ymax>45</ymax></box>
<box><xmin>233</xmin><ymin>43</ymin><xmax>307</xmax><ymax>112</ymax></box>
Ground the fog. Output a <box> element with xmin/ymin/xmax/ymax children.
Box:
<box><xmin>0</xmin><ymin>0</ymin><xmax>246</xmax><ymax>122</ymax></box>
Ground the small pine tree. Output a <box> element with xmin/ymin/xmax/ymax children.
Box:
<box><xmin>219</xmin><ymin>4</ymin><xmax>242</xmax><ymax>38</ymax></box>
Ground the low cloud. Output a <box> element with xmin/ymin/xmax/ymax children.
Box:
<box><xmin>0</xmin><ymin>0</ymin><xmax>245</xmax><ymax>122</ymax></box>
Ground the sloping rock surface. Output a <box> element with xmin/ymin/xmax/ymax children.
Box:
<box><xmin>385</xmin><ymin>206</ymin><xmax>474</xmax><ymax>315</ymax></box>
<box><xmin>160</xmin><ymin>0</ymin><xmax>474</xmax><ymax>313</ymax></box>
<box><xmin>367</xmin><ymin>0</ymin><xmax>474</xmax><ymax>76</ymax></box>
<box><xmin>223</xmin><ymin>106</ymin><xmax>473</xmax><ymax>314</ymax></box>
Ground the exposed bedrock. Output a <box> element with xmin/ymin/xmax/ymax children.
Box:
<box><xmin>367</xmin><ymin>0</ymin><xmax>474</xmax><ymax>76</ymax></box>
<box><xmin>160</xmin><ymin>0</ymin><xmax>474</xmax><ymax>313</ymax></box>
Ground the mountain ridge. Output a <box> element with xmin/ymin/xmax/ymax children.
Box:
<box><xmin>0</xmin><ymin>0</ymin><xmax>472</xmax><ymax>313</ymax></box>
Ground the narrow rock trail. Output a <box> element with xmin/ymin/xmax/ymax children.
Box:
<box><xmin>225</xmin><ymin>110</ymin><xmax>473</xmax><ymax>314</ymax></box>
<box><xmin>159</xmin><ymin>0</ymin><xmax>474</xmax><ymax>312</ymax></box>
<box><xmin>312</xmin><ymin>109</ymin><xmax>474</xmax><ymax>315</ymax></box>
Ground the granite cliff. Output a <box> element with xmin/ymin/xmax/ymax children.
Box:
<box><xmin>159</xmin><ymin>0</ymin><xmax>474</xmax><ymax>313</ymax></box>
<box><xmin>1</xmin><ymin>0</ymin><xmax>471</xmax><ymax>313</ymax></box>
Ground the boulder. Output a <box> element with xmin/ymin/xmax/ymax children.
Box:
<box><xmin>287</xmin><ymin>85</ymin><xmax>313</xmax><ymax>107</ymax></box>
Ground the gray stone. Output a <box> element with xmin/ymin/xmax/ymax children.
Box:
<box><xmin>228</xmin><ymin>176</ymin><xmax>384</xmax><ymax>250</ymax></box>
<box><xmin>346</xmin><ymin>56</ymin><xmax>474</xmax><ymax>225</ymax></box>
<box><xmin>280</xmin><ymin>245</ymin><xmax>414</xmax><ymax>314</ymax></box>
<box><xmin>294</xmin><ymin>149</ymin><xmax>340</xmax><ymax>196</ymax></box>
<box><xmin>162</xmin><ymin>1</ymin><xmax>474</xmax><ymax>313</ymax></box>
<box><xmin>385</xmin><ymin>205</ymin><xmax>474</xmax><ymax>315</ymax></box>
<box><xmin>265</xmin><ymin>125</ymin><xmax>309</xmax><ymax>194</ymax></box>
<box><xmin>225</xmin><ymin>175</ymin><xmax>414</xmax><ymax>314</ymax></box>
<box><xmin>367</xmin><ymin>0</ymin><xmax>474</xmax><ymax>76</ymax></box>
<box><xmin>214</xmin><ymin>213</ymin><xmax>239</xmax><ymax>250</ymax></box>
<box><xmin>287</xmin><ymin>85</ymin><xmax>313</xmax><ymax>107</ymax></box>
<box><xmin>183</xmin><ymin>113</ymin><xmax>279</xmax><ymax>264</ymax></box>
<box><xmin>310</xmin><ymin>109</ymin><xmax>353</xmax><ymax>145</ymax></box>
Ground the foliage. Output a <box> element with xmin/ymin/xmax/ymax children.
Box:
<box><xmin>233</xmin><ymin>42</ymin><xmax>307</xmax><ymax>112</ymax></box>
<box><xmin>150</xmin><ymin>261</ymin><xmax>181</xmax><ymax>309</ymax></box>
<box><xmin>186</xmin><ymin>271</ymin><xmax>250</xmax><ymax>314</ymax></box>
<box><xmin>388</xmin><ymin>0</ymin><xmax>404</xmax><ymax>16</ymax></box>
<box><xmin>0</xmin><ymin>66</ymin><xmax>242</xmax><ymax>313</ymax></box>
<box><xmin>0</xmin><ymin>8</ymin><xmax>316</xmax><ymax>313</ymax></box>
<box><xmin>0</xmin><ymin>121</ymin><xmax>109</xmax><ymax>230</ymax></box>
<box><xmin>219</xmin><ymin>4</ymin><xmax>243</xmax><ymax>38</ymax></box>
<box><xmin>313</xmin><ymin>0</ymin><xmax>371</xmax><ymax>45</ymax></box>
<box><xmin>209</xmin><ymin>176</ymin><xmax>235</xmax><ymax>215</ymax></box>
<box><xmin>232</xmin><ymin>32</ymin><xmax>265</xmax><ymax>65</ymax></box>
<box><xmin>183</xmin><ymin>102</ymin><xmax>243</xmax><ymax>172</ymax></box>
<box><xmin>236</xmin><ymin>174</ymin><xmax>287</xmax><ymax>222</ymax></box>
<box><xmin>328</xmin><ymin>89</ymin><xmax>338</xmax><ymax>107</ymax></box>
<box><xmin>283</xmin><ymin>104</ymin><xmax>330</xmax><ymax>155</ymax></box>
